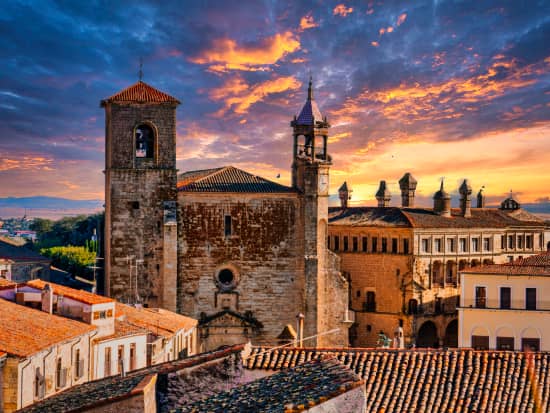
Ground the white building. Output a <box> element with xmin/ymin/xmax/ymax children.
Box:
<box><xmin>459</xmin><ymin>252</ymin><xmax>550</xmax><ymax>351</ymax></box>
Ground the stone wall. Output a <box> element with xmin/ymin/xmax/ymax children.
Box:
<box><xmin>178</xmin><ymin>192</ymin><xmax>306</xmax><ymax>345</ymax></box>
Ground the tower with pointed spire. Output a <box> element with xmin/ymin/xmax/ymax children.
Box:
<box><xmin>375</xmin><ymin>181</ymin><xmax>391</xmax><ymax>207</ymax></box>
<box><xmin>290</xmin><ymin>77</ymin><xmax>335</xmax><ymax>346</ymax></box>
<box><xmin>459</xmin><ymin>179</ymin><xmax>472</xmax><ymax>217</ymax></box>
<box><xmin>433</xmin><ymin>180</ymin><xmax>451</xmax><ymax>217</ymax></box>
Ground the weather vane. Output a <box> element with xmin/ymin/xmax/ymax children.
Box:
<box><xmin>139</xmin><ymin>57</ymin><xmax>143</xmax><ymax>81</ymax></box>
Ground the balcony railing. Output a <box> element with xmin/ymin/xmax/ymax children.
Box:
<box><xmin>461</xmin><ymin>299</ymin><xmax>549</xmax><ymax>311</ymax></box>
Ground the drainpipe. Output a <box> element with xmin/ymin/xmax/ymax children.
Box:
<box><xmin>19</xmin><ymin>358</ymin><xmax>32</xmax><ymax>409</ymax></box>
<box><xmin>88</xmin><ymin>330</ymin><xmax>99</xmax><ymax>381</ymax></box>
<box><xmin>70</xmin><ymin>336</ymin><xmax>83</xmax><ymax>386</ymax></box>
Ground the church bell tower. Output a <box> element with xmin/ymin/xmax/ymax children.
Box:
<box><xmin>291</xmin><ymin>78</ymin><xmax>332</xmax><ymax>345</ymax></box>
<box><xmin>102</xmin><ymin>80</ymin><xmax>179</xmax><ymax>310</ymax></box>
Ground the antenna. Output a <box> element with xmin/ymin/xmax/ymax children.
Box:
<box><xmin>138</xmin><ymin>57</ymin><xmax>143</xmax><ymax>81</ymax></box>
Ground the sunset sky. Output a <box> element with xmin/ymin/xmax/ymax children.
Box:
<box><xmin>1</xmin><ymin>0</ymin><xmax>549</xmax><ymax>207</ymax></box>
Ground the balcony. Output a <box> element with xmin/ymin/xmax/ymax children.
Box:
<box><xmin>461</xmin><ymin>299</ymin><xmax>549</xmax><ymax>312</ymax></box>
<box><xmin>343</xmin><ymin>310</ymin><xmax>355</xmax><ymax>324</ymax></box>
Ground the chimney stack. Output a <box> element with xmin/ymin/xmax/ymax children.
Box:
<box><xmin>398</xmin><ymin>172</ymin><xmax>417</xmax><ymax>208</ymax></box>
<box><xmin>338</xmin><ymin>182</ymin><xmax>351</xmax><ymax>209</ymax></box>
<box><xmin>476</xmin><ymin>188</ymin><xmax>485</xmax><ymax>208</ymax></box>
<box><xmin>375</xmin><ymin>181</ymin><xmax>391</xmax><ymax>207</ymax></box>
<box><xmin>41</xmin><ymin>283</ymin><xmax>53</xmax><ymax>314</ymax></box>
<box><xmin>433</xmin><ymin>180</ymin><xmax>451</xmax><ymax>217</ymax></box>
<box><xmin>459</xmin><ymin>179</ymin><xmax>472</xmax><ymax>217</ymax></box>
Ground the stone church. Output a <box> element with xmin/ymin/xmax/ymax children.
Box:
<box><xmin>101</xmin><ymin>79</ymin><xmax>351</xmax><ymax>350</ymax></box>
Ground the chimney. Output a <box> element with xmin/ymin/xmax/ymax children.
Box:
<box><xmin>41</xmin><ymin>283</ymin><xmax>53</xmax><ymax>314</ymax></box>
<box><xmin>476</xmin><ymin>188</ymin><xmax>485</xmax><ymax>208</ymax></box>
<box><xmin>433</xmin><ymin>180</ymin><xmax>451</xmax><ymax>217</ymax></box>
<box><xmin>338</xmin><ymin>182</ymin><xmax>351</xmax><ymax>209</ymax></box>
<box><xmin>375</xmin><ymin>181</ymin><xmax>391</xmax><ymax>207</ymax></box>
<box><xmin>398</xmin><ymin>172</ymin><xmax>417</xmax><ymax>208</ymax></box>
<box><xmin>459</xmin><ymin>179</ymin><xmax>472</xmax><ymax>217</ymax></box>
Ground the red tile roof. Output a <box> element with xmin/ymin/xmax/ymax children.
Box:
<box><xmin>26</xmin><ymin>279</ymin><xmax>114</xmax><ymax>305</ymax></box>
<box><xmin>0</xmin><ymin>278</ymin><xmax>16</xmax><ymax>287</ymax></box>
<box><xmin>101</xmin><ymin>81</ymin><xmax>180</xmax><ymax>105</ymax></box>
<box><xmin>116</xmin><ymin>303</ymin><xmax>197</xmax><ymax>338</ymax></box>
<box><xmin>246</xmin><ymin>347</ymin><xmax>550</xmax><ymax>413</ymax></box>
<box><xmin>177</xmin><ymin>166</ymin><xmax>295</xmax><ymax>193</ymax></box>
<box><xmin>463</xmin><ymin>251</ymin><xmax>550</xmax><ymax>276</ymax></box>
<box><xmin>94</xmin><ymin>320</ymin><xmax>148</xmax><ymax>343</ymax></box>
<box><xmin>0</xmin><ymin>298</ymin><xmax>96</xmax><ymax>357</ymax></box>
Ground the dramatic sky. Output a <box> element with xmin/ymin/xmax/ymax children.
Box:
<box><xmin>1</xmin><ymin>0</ymin><xmax>549</xmax><ymax>207</ymax></box>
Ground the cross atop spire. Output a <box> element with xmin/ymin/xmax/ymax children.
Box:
<box><xmin>307</xmin><ymin>74</ymin><xmax>313</xmax><ymax>100</ymax></box>
<box><xmin>138</xmin><ymin>57</ymin><xmax>143</xmax><ymax>82</ymax></box>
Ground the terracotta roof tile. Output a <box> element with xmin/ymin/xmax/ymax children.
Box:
<box><xmin>328</xmin><ymin>206</ymin><xmax>546</xmax><ymax>228</ymax></box>
<box><xmin>101</xmin><ymin>80</ymin><xmax>180</xmax><ymax>105</ymax></box>
<box><xmin>245</xmin><ymin>347</ymin><xmax>550</xmax><ymax>413</ymax></box>
<box><xmin>94</xmin><ymin>320</ymin><xmax>149</xmax><ymax>343</ymax></box>
<box><xmin>0</xmin><ymin>278</ymin><xmax>16</xmax><ymax>287</ymax></box>
<box><xmin>177</xmin><ymin>166</ymin><xmax>296</xmax><ymax>193</ymax></box>
<box><xmin>27</xmin><ymin>279</ymin><xmax>114</xmax><ymax>305</ymax></box>
<box><xmin>116</xmin><ymin>303</ymin><xmax>197</xmax><ymax>338</ymax></box>
<box><xmin>463</xmin><ymin>251</ymin><xmax>550</xmax><ymax>276</ymax></box>
<box><xmin>176</xmin><ymin>358</ymin><xmax>363</xmax><ymax>413</ymax></box>
<box><xmin>0</xmin><ymin>298</ymin><xmax>96</xmax><ymax>357</ymax></box>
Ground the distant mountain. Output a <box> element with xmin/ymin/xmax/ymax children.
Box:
<box><xmin>0</xmin><ymin>197</ymin><xmax>103</xmax><ymax>209</ymax></box>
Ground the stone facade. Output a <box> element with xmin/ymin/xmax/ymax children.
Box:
<box><xmin>329</xmin><ymin>177</ymin><xmax>549</xmax><ymax>348</ymax></box>
<box><xmin>104</xmin><ymin>81</ymin><xmax>350</xmax><ymax>350</ymax></box>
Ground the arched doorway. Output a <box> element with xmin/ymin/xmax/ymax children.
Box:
<box><xmin>444</xmin><ymin>320</ymin><xmax>458</xmax><ymax>347</ymax></box>
<box><xmin>417</xmin><ymin>321</ymin><xmax>439</xmax><ymax>348</ymax></box>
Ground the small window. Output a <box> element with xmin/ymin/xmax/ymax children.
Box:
<box><xmin>421</xmin><ymin>239</ymin><xmax>429</xmax><ymax>253</ymax></box>
<box><xmin>334</xmin><ymin>236</ymin><xmax>340</xmax><ymax>251</ymax></box>
<box><xmin>135</xmin><ymin>124</ymin><xmax>154</xmax><ymax>158</ymax></box>
<box><xmin>129</xmin><ymin>344</ymin><xmax>136</xmax><ymax>371</ymax></box>
<box><xmin>526</xmin><ymin>288</ymin><xmax>536</xmax><ymax>310</ymax></box>
<box><xmin>472</xmin><ymin>335</ymin><xmax>489</xmax><ymax>350</ymax></box>
<box><xmin>218</xmin><ymin>269</ymin><xmax>235</xmax><ymax>287</ymax></box>
<box><xmin>497</xmin><ymin>336</ymin><xmax>514</xmax><ymax>350</ymax></box>
<box><xmin>447</xmin><ymin>238</ymin><xmax>455</xmax><ymax>253</ymax></box>
<box><xmin>475</xmin><ymin>286</ymin><xmax>486</xmax><ymax>308</ymax></box>
<box><xmin>104</xmin><ymin>347</ymin><xmax>112</xmax><ymax>376</ymax></box>
<box><xmin>403</xmin><ymin>239</ymin><xmax>409</xmax><ymax>254</ymax></box>
<box><xmin>372</xmin><ymin>237</ymin><xmax>378</xmax><ymax>252</ymax></box>
<box><xmin>472</xmin><ymin>238</ymin><xmax>479</xmax><ymax>252</ymax></box>
<box><xmin>381</xmin><ymin>238</ymin><xmax>387</xmax><ymax>253</ymax></box>
<box><xmin>434</xmin><ymin>239</ymin><xmax>441</xmax><ymax>253</ymax></box>
<box><xmin>517</xmin><ymin>235</ymin><xmax>524</xmax><ymax>249</ymax></box>
<box><xmin>352</xmin><ymin>237</ymin><xmax>358</xmax><ymax>252</ymax></box>
<box><xmin>365</xmin><ymin>291</ymin><xmax>376</xmax><ymax>312</ymax></box>
<box><xmin>343</xmin><ymin>236</ymin><xmax>349</xmax><ymax>251</ymax></box>
<box><xmin>408</xmin><ymin>299</ymin><xmax>418</xmax><ymax>314</ymax></box>
<box><xmin>118</xmin><ymin>345</ymin><xmax>125</xmax><ymax>374</ymax></box>
<box><xmin>459</xmin><ymin>238</ymin><xmax>467</xmax><ymax>252</ymax></box>
<box><xmin>501</xmin><ymin>235</ymin><xmax>505</xmax><ymax>249</ymax></box>
<box><xmin>224</xmin><ymin>215</ymin><xmax>232</xmax><ymax>237</ymax></box>
<box><xmin>483</xmin><ymin>237</ymin><xmax>490</xmax><ymax>251</ymax></box>
<box><xmin>522</xmin><ymin>338</ymin><xmax>540</xmax><ymax>352</ymax></box>
<box><xmin>392</xmin><ymin>238</ymin><xmax>398</xmax><ymax>253</ymax></box>
<box><xmin>526</xmin><ymin>235</ymin><xmax>533</xmax><ymax>249</ymax></box>
<box><xmin>362</xmin><ymin>236</ymin><xmax>368</xmax><ymax>252</ymax></box>
<box><xmin>356</xmin><ymin>290</ymin><xmax>361</xmax><ymax>298</ymax></box>
<box><xmin>500</xmin><ymin>287</ymin><xmax>511</xmax><ymax>309</ymax></box>
<box><xmin>508</xmin><ymin>235</ymin><xmax>514</xmax><ymax>249</ymax></box>
<box><xmin>131</xmin><ymin>201</ymin><xmax>140</xmax><ymax>210</ymax></box>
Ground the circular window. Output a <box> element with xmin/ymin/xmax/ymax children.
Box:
<box><xmin>218</xmin><ymin>269</ymin><xmax>234</xmax><ymax>286</ymax></box>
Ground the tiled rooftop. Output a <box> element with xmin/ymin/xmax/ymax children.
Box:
<box><xmin>0</xmin><ymin>239</ymin><xmax>49</xmax><ymax>262</ymax></box>
<box><xmin>20</xmin><ymin>344</ymin><xmax>247</xmax><ymax>412</ymax></box>
<box><xmin>245</xmin><ymin>347</ymin><xmax>550</xmax><ymax>413</ymax></box>
<box><xmin>100</xmin><ymin>80</ymin><xmax>180</xmax><ymax>105</ymax></box>
<box><xmin>18</xmin><ymin>372</ymin><xmax>155</xmax><ymax>413</ymax></box>
<box><xmin>94</xmin><ymin>319</ymin><xmax>149</xmax><ymax>343</ymax></box>
<box><xmin>177</xmin><ymin>166</ymin><xmax>296</xmax><ymax>193</ymax></box>
<box><xmin>116</xmin><ymin>303</ymin><xmax>197</xmax><ymax>337</ymax></box>
<box><xmin>462</xmin><ymin>251</ymin><xmax>550</xmax><ymax>276</ymax></box>
<box><xmin>0</xmin><ymin>278</ymin><xmax>16</xmax><ymax>287</ymax></box>
<box><xmin>329</xmin><ymin>206</ymin><xmax>545</xmax><ymax>228</ymax></box>
<box><xmin>0</xmin><ymin>298</ymin><xmax>96</xmax><ymax>357</ymax></box>
<box><xmin>176</xmin><ymin>357</ymin><xmax>363</xmax><ymax>413</ymax></box>
<box><xmin>26</xmin><ymin>279</ymin><xmax>114</xmax><ymax>305</ymax></box>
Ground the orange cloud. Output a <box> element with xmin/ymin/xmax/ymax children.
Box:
<box><xmin>332</xmin><ymin>58</ymin><xmax>548</xmax><ymax>125</ymax></box>
<box><xmin>299</xmin><ymin>14</ymin><xmax>319</xmax><ymax>31</ymax></box>
<box><xmin>190</xmin><ymin>31</ymin><xmax>300</xmax><ymax>72</ymax></box>
<box><xmin>396</xmin><ymin>13</ymin><xmax>407</xmax><ymax>26</ymax></box>
<box><xmin>209</xmin><ymin>75</ymin><xmax>301</xmax><ymax>116</ymax></box>
<box><xmin>333</xmin><ymin>4</ymin><xmax>353</xmax><ymax>17</ymax></box>
<box><xmin>379</xmin><ymin>28</ymin><xmax>386</xmax><ymax>35</ymax></box>
<box><xmin>0</xmin><ymin>155</ymin><xmax>54</xmax><ymax>172</ymax></box>
<box><xmin>371</xmin><ymin>41</ymin><xmax>379</xmax><ymax>47</ymax></box>
<box><xmin>386</xmin><ymin>26</ymin><xmax>394</xmax><ymax>33</ymax></box>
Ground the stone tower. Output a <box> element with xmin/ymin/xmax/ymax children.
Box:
<box><xmin>102</xmin><ymin>81</ymin><xmax>179</xmax><ymax>310</ymax></box>
<box><xmin>290</xmin><ymin>78</ymin><xmax>333</xmax><ymax>346</ymax></box>
<box><xmin>399</xmin><ymin>172</ymin><xmax>417</xmax><ymax>207</ymax></box>
<box><xmin>459</xmin><ymin>179</ymin><xmax>472</xmax><ymax>217</ymax></box>
<box><xmin>375</xmin><ymin>180</ymin><xmax>391</xmax><ymax>207</ymax></box>
<box><xmin>433</xmin><ymin>180</ymin><xmax>451</xmax><ymax>217</ymax></box>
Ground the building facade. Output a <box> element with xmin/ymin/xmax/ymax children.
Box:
<box><xmin>459</xmin><ymin>252</ymin><xmax>550</xmax><ymax>351</ymax></box>
<box><xmin>329</xmin><ymin>177</ymin><xmax>549</xmax><ymax>348</ymax></box>
<box><xmin>102</xmin><ymin>80</ymin><xmax>350</xmax><ymax>349</ymax></box>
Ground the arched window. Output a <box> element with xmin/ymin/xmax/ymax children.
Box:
<box><xmin>408</xmin><ymin>299</ymin><xmax>418</xmax><ymax>314</ymax></box>
<box><xmin>365</xmin><ymin>291</ymin><xmax>376</xmax><ymax>312</ymax></box>
<box><xmin>135</xmin><ymin>124</ymin><xmax>155</xmax><ymax>159</ymax></box>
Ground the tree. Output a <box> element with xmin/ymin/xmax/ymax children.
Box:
<box><xmin>40</xmin><ymin>246</ymin><xmax>96</xmax><ymax>278</ymax></box>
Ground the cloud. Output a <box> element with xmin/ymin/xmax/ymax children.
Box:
<box><xmin>189</xmin><ymin>31</ymin><xmax>300</xmax><ymax>72</ymax></box>
<box><xmin>208</xmin><ymin>75</ymin><xmax>302</xmax><ymax>116</ymax></box>
<box><xmin>333</xmin><ymin>4</ymin><xmax>353</xmax><ymax>17</ymax></box>
<box><xmin>396</xmin><ymin>13</ymin><xmax>407</xmax><ymax>26</ymax></box>
<box><xmin>371</xmin><ymin>41</ymin><xmax>379</xmax><ymax>47</ymax></box>
<box><xmin>299</xmin><ymin>14</ymin><xmax>319</xmax><ymax>31</ymax></box>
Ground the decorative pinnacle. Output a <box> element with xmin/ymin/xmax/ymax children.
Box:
<box><xmin>138</xmin><ymin>57</ymin><xmax>143</xmax><ymax>82</ymax></box>
<box><xmin>307</xmin><ymin>74</ymin><xmax>313</xmax><ymax>100</ymax></box>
